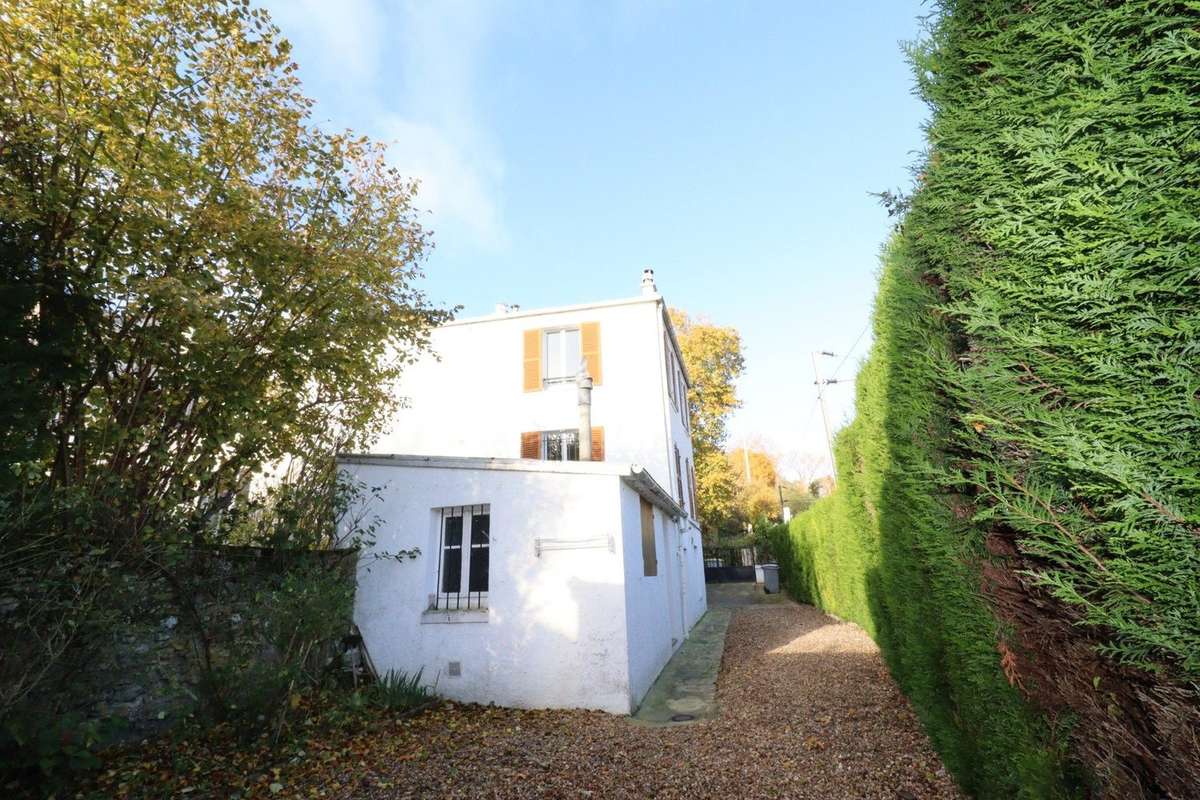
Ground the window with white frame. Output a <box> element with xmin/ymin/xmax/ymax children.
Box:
<box><xmin>433</xmin><ymin>504</ymin><xmax>490</xmax><ymax>610</ymax></box>
<box><xmin>541</xmin><ymin>429</ymin><xmax>580</xmax><ymax>461</ymax></box>
<box><xmin>543</xmin><ymin>327</ymin><xmax>581</xmax><ymax>385</ymax></box>
<box><xmin>666</xmin><ymin>346</ymin><xmax>678</xmax><ymax>409</ymax></box>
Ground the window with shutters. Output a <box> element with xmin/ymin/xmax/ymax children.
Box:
<box><xmin>543</xmin><ymin>327</ymin><xmax>580</xmax><ymax>385</ymax></box>
<box><xmin>665</xmin><ymin>333</ymin><xmax>676</xmax><ymax>408</ymax></box>
<box><xmin>521</xmin><ymin>427</ymin><xmax>604</xmax><ymax>461</ymax></box>
<box><xmin>640</xmin><ymin>498</ymin><xmax>658</xmax><ymax>577</ymax></box>
<box><xmin>686</xmin><ymin>458</ymin><xmax>697</xmax><ymax>518</ymax></box>
<box><xmin>433</xmin><ymin>504</ymin><xmax>490</xmax><ymax>610</ymax></box>
<box><xmin>674</xmin><ymin>446</ymin><xmax>686</xmax><ymax>512</ymax></box>
<box><xmin>676</xmin><ymin>368</ymin><xmax>687</xmax><ymax>420</ymax></box>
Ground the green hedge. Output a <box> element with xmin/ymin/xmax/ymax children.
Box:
<box><xmin>772</xmin><ymin>238</ymin><xmax>1070</xmax><ymax>799</ymax></box>
<box><xmin>774</xmin><ymin>1</ymin><xmax>1199</xmax><ymax>797</ymax></box>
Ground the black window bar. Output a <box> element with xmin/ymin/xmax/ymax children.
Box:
<box><xmin>434</xmin><ymin>504</ymin><xmax>490</xmax><ymax>610</ymax></box>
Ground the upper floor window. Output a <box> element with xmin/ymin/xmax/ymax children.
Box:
<box><xmin>433</xmin><ymin>504</ymin><xmax>490</xmax><ymax>610</ymax></box>
<box><xmin>543</xmin><ymin>327</ymin><xmax>580</xmax><ymax>385</ymax></box>
<box><xmin>542</xmin><ymin>429</ymin><xmax>579</xmax><ymax>461</ymax></box>
<box><xmin>665</xmin><ymin>338</ymin><xmax>678</xmax><ymax>410</ymax></box>
<box><xmin>677</xmin><ymin>371</ymin><xmax>688</xmax><ymax>425</ymax></box>
<box><xmin>521</xmin><ymin>428</ymin><xmax>604</xmax><ymax>461</ymax></box>
<box><xmin>525</xmin><ymin>322</ymin><xmax>601</xmax><ymax>392</ymax></box>
<box><xmin>686</xmin><ymin>457</ymin><xmax>697</xmax><ymax>516</ymax></box>
<box><xmin>674</xmin><ymin>446</ymin><xmax>686</xmax><ymax>514</ymax></box>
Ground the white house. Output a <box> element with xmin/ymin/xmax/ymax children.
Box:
<box><xmin>338</xmin><ymin>270</ymin><xmax>707</xmax><ymax>715</ymax></box>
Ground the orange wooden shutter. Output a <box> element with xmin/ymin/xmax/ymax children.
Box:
<box><xmin>520</xmin><ymin>431</ymin><xmax>540</xmax><ymax>459</ymax></box>
<box><xmin>590</xmin><ymin>426</ymin><xmax>605</xmax><ymax>461</ymax></box>
<box><xmin>523</xmin><ymin>329</ymin><xmax>542</xmax><ymax>392</ymax></box>
<box><xmin>580</xmin><ymin>322</ymin><xmax>602</xmax><ymax>385</ymax></box>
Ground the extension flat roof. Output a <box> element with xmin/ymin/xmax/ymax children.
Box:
<box><xmin>336</xmin><ymin>453</ymin><xmax>688</xmax><ymax>521</ymax></box>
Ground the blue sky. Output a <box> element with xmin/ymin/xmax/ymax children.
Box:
<box><xmin>262</xmin><ymin>0</ymin><xmax>931</xmax><ymax>480</ymax></box>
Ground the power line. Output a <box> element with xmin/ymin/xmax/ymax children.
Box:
<box><xmin>801</xmin><ymin>396</ymin><xmax>820</xmax><ymax>429</ymax></box>
<box><xmin>811</xmin><ymin>351</ymin><xmax>838</xmax><ymax>487</ymax></box>
<box><xmin>830</xmin><ymin>321</ymin><xmax>871</xmax><ymax>381</ymax></box>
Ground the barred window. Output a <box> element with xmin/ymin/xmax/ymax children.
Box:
<box><xmin>433</xmin><ymin>504</ymin><xmax>490</xmax><ymax>610</ymax></box>
<box><xmin>541</xmin><ymin>429</ymin><xmax>580</xmax><ymax>461</ymax></box>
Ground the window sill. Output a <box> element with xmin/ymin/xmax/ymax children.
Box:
<box><xmin>421</xmin><ymin>608</ymin><xmax>490</xmax><ymax>625</ymax></box>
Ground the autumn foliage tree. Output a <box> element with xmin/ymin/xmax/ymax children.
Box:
<box><xmin>668</xmin><ymin>309</ymin><xmax>744</xmax><ymax>539</ymax></box>
<box><xmin>0</xmin><ymin>0</ymin><xmax>447</xmax><ymax>756</ymax></box>
<box><xmin>726</xmin><ymin>447</ymin><xmax>783</xmax><ymax>525</ymax></box>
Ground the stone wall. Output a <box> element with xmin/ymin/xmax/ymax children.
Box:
<box><xmin>73</xmin><ymin>546</ymin><xmax>358</xmax><ymax>740</ymax></box>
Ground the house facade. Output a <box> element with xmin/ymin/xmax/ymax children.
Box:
<box><xmin>338</xmin><ymin>270</ymin><xmax>707</xmax><ymax>714</ymax></box>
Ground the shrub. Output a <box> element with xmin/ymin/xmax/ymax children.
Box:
<box><xmin>368</xmin><ymin>669</ymin><xmax>433</xmax><ymax>712</ymax></box>
<box><xmin>0</xmin><ymin>713</ymin><xmax>127</xmax><ymax>790</ymax></box>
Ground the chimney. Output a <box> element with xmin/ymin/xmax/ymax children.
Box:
<box><xmin>576</xmin><ymin>361</ymin><xmax>593</xmax><ymax>461</ymax></box>
<box><xmin>640</xmin><ymin>268</ymin><xmax>658</xmax><ymax>296</ymax></box>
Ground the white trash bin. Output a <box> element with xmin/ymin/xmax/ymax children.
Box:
<box><xmin>754</xmin><ymin>565</ymin><xmax>765</xmax><ymax>584</ymax></box>
<box><xmin>761</xmin><ymin>563</ymin><xmax>780</xmax><ymax>594</ymax></box>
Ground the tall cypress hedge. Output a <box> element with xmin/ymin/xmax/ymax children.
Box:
<box><xmin>773</xmin><ymin>2</ymin><xmax>1199</xmax><ymax>797</ymax></box>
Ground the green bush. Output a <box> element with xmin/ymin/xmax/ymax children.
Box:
<box><xmin>775</xmin><ymin>3</ymin><xmax>1199</xmax><ymax>795</ymax></box>
<box><xmin>0</xmin><ymin>712</ymin><xmax>127</xmax><ymax>790</ymax></box>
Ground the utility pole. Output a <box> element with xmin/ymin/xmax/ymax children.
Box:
<box><xmin>812</xmin><ymin>351</ymin><xmax>838</xmax><ymax>487</ymax></box>
<box><xmin>742</xmin><ymin>446</ymin><xmax>752</xmax><ymax>484</ymax></box>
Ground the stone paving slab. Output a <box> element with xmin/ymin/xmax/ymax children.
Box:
<box><xmin>632</xmin><ymin>607</ymin><xmax>732</xmax><ymax>725</ymax></box>
<box><xmin>632</xmin><ymin>582</ymin><xmax>785</xmax><ymax>725</ymax></box>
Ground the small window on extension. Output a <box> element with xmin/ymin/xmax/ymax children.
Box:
<box><xmin>640</xmin><ymin>498</ymin><xmax>657</xmax><ymax>577</ymax></box>
<box><xmin>433</xmin><ymin>504</ymin><xmax>490</xmax><ymax>610</ymax></box>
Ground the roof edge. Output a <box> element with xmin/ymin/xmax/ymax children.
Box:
<box><xmin>336</xmin><ymin>453</ymin><xmax>691</xmax><ymax>521</ymax></box>
<box><xmin>337</xmin><ymin>453</ymin><xmax>633</xmax><ymax>477</ymax></box>
<box><xmin>622</xmin><ymin>465</ymin><xmax>688</xmax><ymax>521</ymax></box>
<box><xmin>441</xmin><ymin>294</ymin><xmax>660</xmax><ymax>328</ymax></box>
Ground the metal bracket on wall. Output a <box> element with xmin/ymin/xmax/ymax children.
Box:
<box><xmin>534</xmin><ymin>535</ymin><xmax>614</xmax><ymax>558</ymax></box>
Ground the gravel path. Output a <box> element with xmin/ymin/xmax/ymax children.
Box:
<box><xmin>365</xmin><ymin>602</ymin><xmax>961</xmax><ymax>799</ymax></box>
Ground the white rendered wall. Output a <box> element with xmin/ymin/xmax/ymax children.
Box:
<box><xmin>682</xmin><ymin>519</ymin><xmax>707</xmax><ymax>630</ymax></box>
<box><xmin>342</xmin><ymin>461</ymin><xmax>635</xmax><ymax>714</ymax></box>
<box><xmin>372</xmin><ymin>297</ymin><xmax>680</xmax><ymax>498</ymax></box>
<box><xmin>618</xmin><ymin>485</ymin><xmax>676</xmax><ymax>705</ymax></box>
<box><xmin>655</xmin><ymin>309</ymin><xmax>698</xmax><ymax>516</ymax></box>
<box><xmin>619</xmin><ymin>486</ymin><xmax>709</xmax><ymax>708</ymax></box>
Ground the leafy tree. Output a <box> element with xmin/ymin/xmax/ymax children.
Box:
<box><xmin>0</xmin><ymin>0</ymin><xmax>447</xmax><ymax>746</ymax></box>
<box><xmin>726</xmin><ymin>447</ymin><xmax>783</xmax><ymax>525</ymax></box>
<box><xmin>668</xmin><ymin>308</ymin><xmax>745</xmax><ymax>539</ymax></box>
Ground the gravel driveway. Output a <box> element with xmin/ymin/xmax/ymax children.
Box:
<box><xmin>367</xmin><ymin>600</ymin><xmax>961</xmax><ymax>799</ymax></box>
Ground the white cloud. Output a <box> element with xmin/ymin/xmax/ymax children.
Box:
<box><xmin>382</xmin><ymin>1</ymin><xmax>507</xmax><ymax>247</ymax></box>
<box><xmin>264</xmin><ymin>0</ymin><xmax>384</xmax><ymax>90</ymax></box>
<box><xmin>378</xmin><ymin>115</ymin><xmax>506</xmax><ymax>248</ymax></box>
<box><xmin>262</xmin><ymin>0</ymin><xmax>506</xmax><ymax>249</ymax></box>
